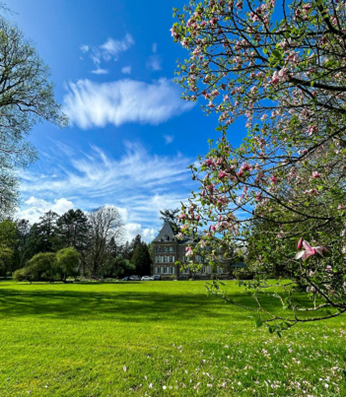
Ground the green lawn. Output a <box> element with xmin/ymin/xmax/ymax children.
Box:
<box><xmin>0</xmin><ymin>281</ymin><xmax>344</xmax><ymax>396</ymax></box>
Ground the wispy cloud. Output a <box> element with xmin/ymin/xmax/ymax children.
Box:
<box><xmin>19</xmin><ymin>142</ymin><xmax>193</xmax><ymax>240</ymax></box>
<box><xmin>91</xmin><ymin>68</ymin><xmax>109</xmax><ymax>75</ymax></box>
<box><xmin>63</xmin><ymin>78</ymin><xmax>194</xmax><ymax>130</ymax></box>
<box><xmin>121</xmin><ymin>66</ymin><xmax>132</xmax><ymax>75</ymax></box>
<box><xmin>164</xmin><ymin>135</ymin><xmax>174</xmax><ymax>144</ymax></box>
<box><xmin>80</xmin><ymin>34</ymin><xmax>134</xmax><ymax>73</ymax></box>
<box><xmin>147</xmin><ymin>55</ymin><xmax>162</xmax><ymax>71</ymax></box>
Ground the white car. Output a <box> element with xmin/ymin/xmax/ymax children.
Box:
<box><xmin>141</xmin><ymin>276</ymin><xmax>151</xmax><ymax>281</ymax></box>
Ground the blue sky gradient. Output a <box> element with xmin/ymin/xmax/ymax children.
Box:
<box><xmin>10</xmin><ymin>0</ymin><xmax>247</xmax><ymax>241</ymax></box>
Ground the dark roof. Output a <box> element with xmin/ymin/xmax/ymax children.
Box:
<box><xmin>153</xmin><ymin>222</ymin><xmax>177</xmax><ymax>242</ymax></box>
<box><xmin>153</xmin><ymin>221</ymin><xmax>199</xmax><ymax>245</ymax></box>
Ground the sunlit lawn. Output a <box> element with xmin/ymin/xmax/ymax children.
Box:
<box><xmin>0</xmin><ymin>280</ymin><xmax>345</xmax><ymax>396</ymax></box>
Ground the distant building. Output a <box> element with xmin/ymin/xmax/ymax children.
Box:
<box><xmin>152</xmin><ymin>221</ymin><xmax>237</xmax><ymax>279</ymax></box>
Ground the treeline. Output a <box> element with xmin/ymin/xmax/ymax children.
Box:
<box><xmin>0</xmin><ymin>206</ymin><xmax>152</xmax><ymax>281</ymax></box>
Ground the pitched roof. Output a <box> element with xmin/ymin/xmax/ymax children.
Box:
<box><xmin>153</xmin><ymin>221</ymin><xmax>176</xmax><ymax>242</ymax></box>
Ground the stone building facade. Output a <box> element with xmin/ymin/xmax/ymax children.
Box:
<box><xmin>152</xmin><ymin>221</ymin><xmax>232</xmax><ymax>279</ymax></box>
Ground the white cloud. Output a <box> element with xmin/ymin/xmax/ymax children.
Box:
<box><xmin>19</xmin><ymin>142</ymin><xmax>192</xmax><ymax>240</ymax></box>
<box><xmin>147</xmin><ymin>55</ymin><xmax>162</xmax><ymax>71</ymax></box>
<box><xmin>80</xmin><ymin>45</ymin><xmax>89</xmax><ymax>53</ymax></box>
<box><xmin>164</xmin><ymin>135</ymin><xmax>174</xmax><ymax>144</ymax></box>
<box><xmin>100</xmin><ymin>34</ymin><xmax>134</xmax><ymax>58</ymax></box>
<box><xmin>81</xmin><ymin>34</ymin><xmax>135</xmax><ymax>72</ymax></box>
<box><xmin>63</xmin><ymin>78</ymin><xmax>194</xmax><ymax>130</ymax></box>
<box><xmin>17</xmin><ymin>197</ymin><xmax>74</xmax><ymax>224</ymax></box>
<box><xmin>91</xmin><ymin>68</ymin><xmax>109</xmax><ymax>75</ymax></box>
<box><xmin>124</xmin><ymin>223</ymin><xmax>156</xmax><ymax>243</ymax></box>
<box><xmin>121</xmin><ymin>66</ymin><xmax>132</xmax><ymax>75</ymax></box>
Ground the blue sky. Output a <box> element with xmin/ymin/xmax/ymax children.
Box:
<box><xmin>10</xmin><ymin>0</ymin><xmax>246</xmax><ymax>242</ymax></box>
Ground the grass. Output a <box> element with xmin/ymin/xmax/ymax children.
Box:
<box><xmin>0</xmin><ymin>280</ymin><xmax>345</xmax><ymax>396</ymax></box>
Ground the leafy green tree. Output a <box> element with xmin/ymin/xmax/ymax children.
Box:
<box><xmin>19</xmin><ymin>211</ymin><xmax>59</xmax><ymax>266</ymax></box>
<box><xmin>56</xmin><ymin>247</ymin><xmax>80</xmax><ymax>282</ymax></box>
<box><xmin>14</xmin><ymin>252</ymin><xmax>57</xmax><ymax>282</ymax></box>
<box><xmin>0</xmin><ymin>219</ymin><xmax>17</xmax><ymax>276</ymax></box>
<box><xmin>0</xmin><ymin>16</ymin><xmax>67</xmax><ymax>219</ymax></box>
<box><xmin>131</xmin><ymin>241</ymin><xmax>152</xmax><ymax>276</ymax></box>
<box><xmin>56</xmin><ymin>209</ymin><xmax>89</xmax><ymax>251</ymax></box>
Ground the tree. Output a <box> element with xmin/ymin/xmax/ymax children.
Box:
<box><xmin>56</xmin><ymin>247</ymin><xmax>80</xmax><ymax>282</ymax></box>
<box><xmin>14</xmin><ymin>252</ymin><xmax>57</xmax><ymax>282</ymax></box>
<box><xmin>0</xmin><ymin>219</ymin><xmax>17</xmax><ymax>276</ymax></box>
<box><xmin>87</xmin><ymin>206</ymin><xmax>123</xmax><ymax>275</ymax></box>
<box><xmin>173</xmin><ymin>0</ymin><xmax>346</xmax><ymax>330</ymax></box>
<box><xmin>160</xmin><ymin>208</ymin><xmax>180</xmax><ymax>231</ymax></box>
<box><xmin>131</xmin><ymin>241</ymin><xmax>152</xmax><ymax>276</ymax></box>
<box><xmin>56</xmin><ymin>209</ymin><xmax>89</xmax><ymax>252</ymax></box>
<box><xmin>0</xmin><ymin>15</ymin><xmax>67</xmax><ymax>219</ymax></box>
<box><xmin>19</xmin><ymin>211</ymin><xmax>59</xmax><ymax>265</ymax></box>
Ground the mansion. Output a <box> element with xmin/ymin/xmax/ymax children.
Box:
<box><xmin>152</xmin><ymin>221</ymin><xmax>240</xmax><ymax>279</ymax></box>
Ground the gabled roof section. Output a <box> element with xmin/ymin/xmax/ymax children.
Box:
<box><xmin>154</xmin><ymin>221</ymin><xmax>177</xmax><ymax>242</ymax></box>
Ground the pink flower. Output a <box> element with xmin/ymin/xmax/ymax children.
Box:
<box><xmin>185</xmin><ymin>247</ymin><xmax>193</xmax><ymax>257</ymax></box>
<box><xmin>326</xmin><ymin>265</ymin><xmax>332</xmax><ymax>272</ymax></box>
<box><xmin>218</xmin><ymin>171</ymin><xmax>227</xmax><ymax>179</ymax></box>
<box><xmin>271</xmin><ymin>175</ymin><xmax>278</xmax><ymax>184</ymax></box>
<box><xmin>312</xmin><ymin>171</ymin><xmax>320</xmax><ymax>178</ymax></box>
<box><xmin>178</xmin><ymin>213</ymin><xmax>186</xmax><ymax>219</ymax></box>
<box><xmin>297</xmin><ymin>237</ymin><xmax>303</xmax><ymax>250</ymax></box>
<box><xmin>295</xmin><ymin>240</ymin><xmax>329</xmax><ymax>260</ymax></box>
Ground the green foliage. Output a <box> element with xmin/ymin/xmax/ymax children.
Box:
<box><xmin>0</xmin><ymin>220</ymin><xmax>17</xmax><ymax>275</ymax></box>
<box><xmin>0</xmin><ymin>15</ymin><xmax>67</xmax><ymax>219</ymax></box>
<box><xmin>56</xmin><ymin>247</ymin><xmax>80</xmax><ymax>281</ymax></box>
<box><xmin>130</xmin><ymin>239</ymin><xmax>152</xmax><ymax>276</ymax></box>
<box><xmin>14</xmin><ymin>252</ymin><xmax>58</xmax><ymax>282</ymax></box>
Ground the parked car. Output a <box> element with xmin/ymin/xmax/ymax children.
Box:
<box><xmin>141</xmin><ymin>276</ymin><xmax>151</xmax><ymax>281</ymax></box>
<box><xmin>122</xmin><ymin>277</ymin><xmax>130</xmax><ymax>281</ymax></box>
<box><xmin>129</xmin><ymin>275</ymin><xmax>141</xmax><ymax>281</ymax></box>
<box><xmin>150</xmin><ymin>275</ymin><xmax>161</xmax><ymax>281</ymax></box>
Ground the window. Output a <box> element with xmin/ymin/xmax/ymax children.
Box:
<box><xmin>182</xmin><ymin>266</ymin><xmax>189</xmax><ymax>274</ymax></box>
<box><xmin>196</xmin><ymin>255</ymin><xmax>201</xmax><ymax>263</ymax></box>
<box><xmin>155</xmin><ymin>267</ymin><xmax>159</xmax><ymax>274</ymax></box>
<box><xmin>170</xmin><ymin>247</ymin><xmax>174</xmax><ymax>252</ymax></box>
<box><xmin>217</xmin><ymin>267</ymin><xmax>223</xmax><ymax>274</ymax></box>
<box><xmin>164</xmin><ymin>247</ymin><xmax>168</xmax><ymax>253</ymax></box>
<box><xmin>169</xmin><ymin>256</ymin><xmax>173</xmax><ymax>263</ymax></box>
<box><xmin>160</xmin><ymin>267</ymin><xmax>164</xmax><ymax>274</ymax></box>
<box><xmin>171</xmin><ymin>267</ymin><xmax>175</xmax><ymax>274</ymax></box>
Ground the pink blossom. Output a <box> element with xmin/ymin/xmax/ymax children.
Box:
<box><xmin>295</xmin><ymin>240</ymin><xmax>329</xmax><ymax>260</ymax></box>
<box><xmin>297</xmin><ymin>237</ymin><xmax>303</xmax><ymax>250</ymax></box>
<box><xmin>326</xmin><ymin>265</ymin><xmax>332</xmax><ymax>272</ymax></box>
<box><xmin>218</xmin><ymin>171</ymin><xmax>227</xmax><ymax>179</ymax></box>
<box><xmin>312</xmin><ymin>171</ymin><xmax>320</xmax><ymax>178</ymax></box>
<box><xmin>185</xmin><ymin>247</ymin><xmax>193</xmax><ymax>257</ymax></box>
